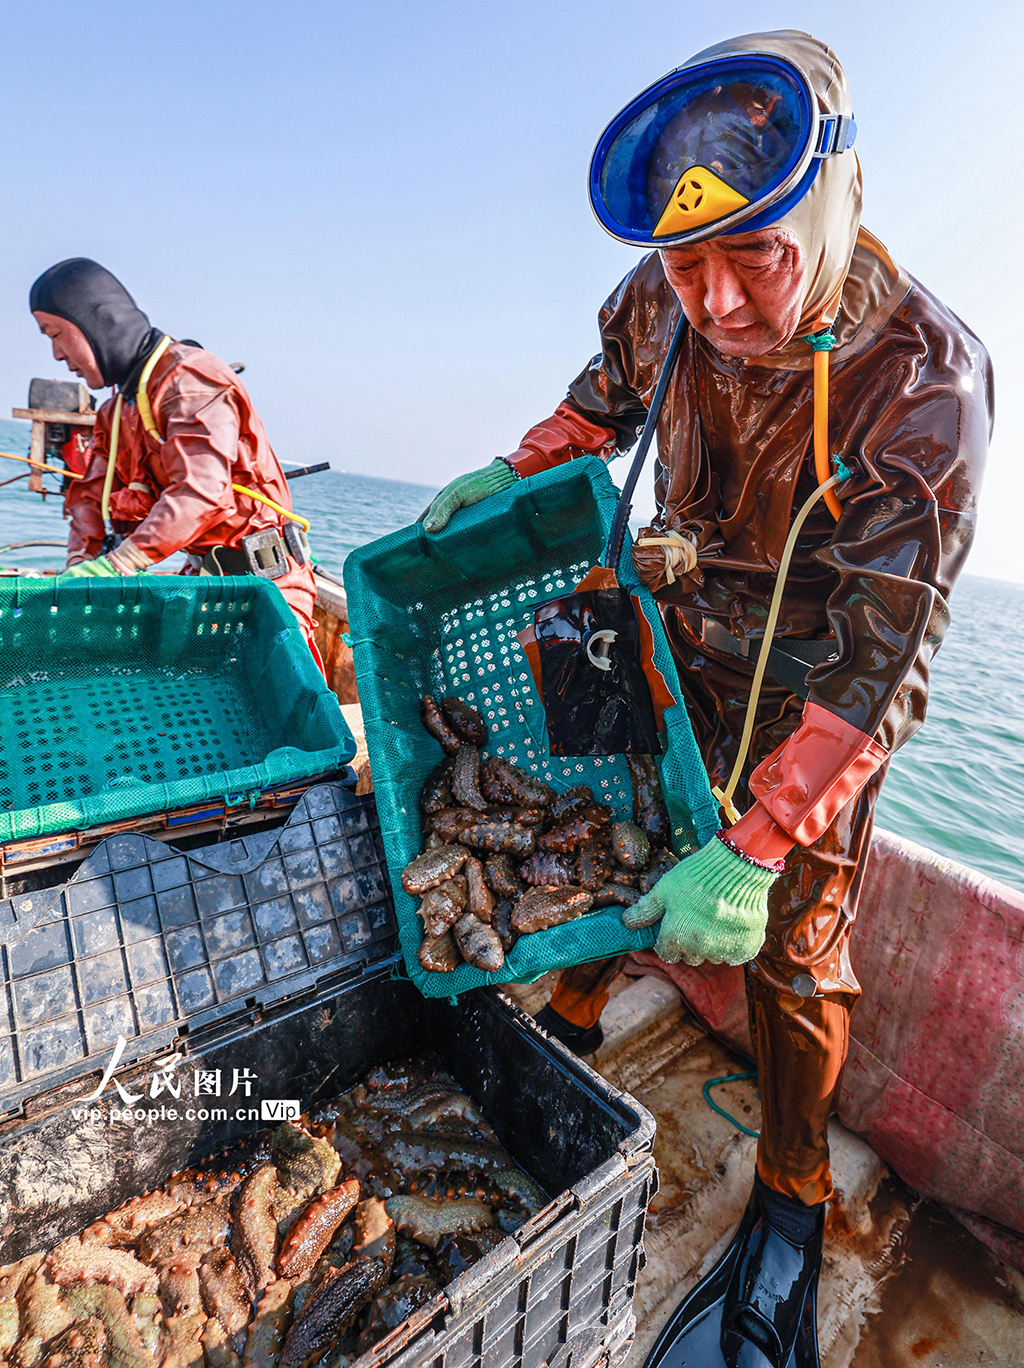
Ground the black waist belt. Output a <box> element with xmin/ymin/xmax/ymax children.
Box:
<box><xmin>201</xmin><ymin>529</ymin><xmax>289</xmax><ymax>580</ymax></box>
<box><xmin>681</xmin><ymin>610</ymin><xmax>839</xmax><ymax>701</ymax></box>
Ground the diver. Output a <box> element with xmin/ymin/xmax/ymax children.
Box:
<box><xmin>423</xmin><ymin>29</ymin><xmax>992</xmax><ymax>1368</ymax></box>
<box><xmin>29</xmin><ymin>258</ymin><xmax>323</xmax><ymax>664</ymax></box>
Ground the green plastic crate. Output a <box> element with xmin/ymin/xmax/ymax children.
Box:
<box><xmin>344</xmin><ymin>457</ymin><xmax>719</xmax><ymax>997</ymax></box>
<box><xmin>0</xmin><ymin>576</ymin><xmax>355</xmax><ymax>843</ymax></box>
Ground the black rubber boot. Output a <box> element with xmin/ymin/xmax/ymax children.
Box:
<box><xmin>641</xmin><ymin>1174</ymin><xmax>823</xmax><ymax>1368</ymax></box>
<box><xmin>534</xmin><ymin>1003</ymin><xmax>604</xmax><ymax>1056</ymax></box>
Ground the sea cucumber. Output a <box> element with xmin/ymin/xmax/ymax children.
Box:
<box><xmin>405</xmin><ymin>1091</ymin><xmax>486</xmax><ymax>1132</ymax></box>
<box><xmin>450</xmin><ymin>746</ymin><xmax>489</xmax><ymax>812</ymax></box>
<box><xmin>479</xmin><ymin>758</ymin><xmax>553</xmax><ymax>807</ymax></box>
<box><xmin>490</xmin><ymin>1167</ymin><xmax>548</xmax><ymax>1215</ymax></box>
<box><xmin>511</xmin><ymin>887</ymin><xmax>593</xmax><ymax>933</ymax></box>
<box><xmin>136</xmin><ymin>1202</ymin><xmax>230</xmax><ymax>1265</ymax></box>
<box><xmin>159</xmin><ymin>1311</ymin><xmax>206</xmax><ymax>1368</ymax></box>
<box><xmin>417</xmin><ymin>931</ymin><xmax>460</xmax><ymax>972</ymax></box>
<box><xmin>384</xmin><ymin>1195</ymin><xmax>492</xmax><ymax>1250</ymax></box>
<box><xmin>638</xmin><ymin>847</ymin><xmax>679</xmax><ymax>894</ymax></box>
<box><xmin>437</xmin><ymin>698</ymin><xmax>488</xmax><ymax>746</ymax></box>
<box><xmin>38</xmin><ymin>1314</ymin><xmax>106</xmax><ymax>1367</ymax></box>
<box><xmin>464</xmin><ymin>856</ymin><xmax>494</xmax><ymax>923</ymax></box>
<box><xmin>49</xmin><ymin>1236</ymin><xmax>159</xmax><ymax>1296</ymax></box>
<box><xmin>578</xmin><ymin>837</ymin><xmax>612</xmax><ymax>891</ymax></box>
<box><xmin>231</xmin><ymin>1162</ymin><xmax>279</xmax><ymax>1296</ymax></box>
<box><xmin>547</xmin><ymin>786</ymin><xmax>593</xmax><ymax>822</ymax></box>
<box><xmin>273</xmin><ymin>1127</ymin><xmax>341</xmax><ymax>1202</ymax></box>
<box><xmin>592</xmin><ymin>883</ymin><xmax>640</xmax><ymax>908</ymax></box>
<box><xmin>199</xmin><ymin>1246</ymin><xmax>251</xmax><ymax>1338</ymax></box>
<box><xmin>380</xmin><ymin>1133</ymin><xmax>509</xmax><ymax>1180</ymax></box>
<box><xmin>355</xmin><ymin>1272</ymin><xmax>438</xmax><ymax>1352</ymax></box>
<box><xmin>482</xmin><ymin>855</ymin><xmax>518</xmax><ymax>898</ymax></box>
<box><xmin>416</xmin><ymin>878</ymin><xmax>467</xmax><ymax>938</ymax></box>
<box><xmin>13</xmin><ymin>1268</ymin><xmax>72</xmax><ymax>1367</ymax></box>
<box><xmin>518</xmin><ymin>850</ymin><xmax>576</xmax><ymax>887</ymax></box>
<box><xmin>459</xmin><ymin>822</ymin><xmax>535</xmax><ymax>857</ymax></box>
<box><xmin>202</xmin><ymin>1314</ymin><xmax>243</xmax><ymax>1368</ymax></box>
<box><xmin>278</xmin><ymin>1201</ymin><xmax>394</xmax><ymax>1368</ymax></box>
<box><xmin>401</xmin><ymin>846</ymin><xmax>468</xmax><ymax>894</ymax></box>
<box><xmin>428</xmin><ymin>808</ymin><xmax>478</xmax><ymax>843</ymax></box>
<box><xmin>242</xmin><ymin>1278</ymin><xmax>294</xmax><ymax>1368</ymax></box>
<box><xmin>539</xmin><ymin>812</ymin><xmax>609</xmax><ymax>852</ymax></box>
<box><xmin>130</xmin><ymin>1291</ymin><xmax>164</xmax><ymax>1361</ymax></box>
<box><xmin>159</xmin><ymin>1253</ymin><xmax>203</xmax><ymax>1318</ymax></box>
<box><xmin>81</xmin><ymin>1190</ymin><xmax>185</xmax><ymax>1247</ymax></box>
<box><xmin>64</xmin><ymin>1284</ymin><xmax>157</xmax><ymax>1368</ymax></box>
<box><xmin>452</xmin><ymin>914</ymin><xmax>504</xmax><ymax>972</ymax></box>
<box><xmin>628</xmin><ymin>755</ymin><xmax>670</xmax><ymax>845</ymax></box>
<box><xmin>610</xmin><ymin>822</ymin><xmax>650</xmax><ymax>871</ymax></box>
<box><xmin>420</xmin><ymin>759</ymin><xmax>454</xmax><ymax>814</ymax></box>
<box><xmin>492</xmin><ymin>901</ymin><xmax>517</xmax><ymax>953</ymax></box>
<box><xmin>277</xmin><ymin>1180</ymin><xmax>360</xmax><ymax>1280</ymax></box>
<box><xmin>419</xmin><ymin>696</ymin><xmax>462</xmax><ymax>753</ymax></box>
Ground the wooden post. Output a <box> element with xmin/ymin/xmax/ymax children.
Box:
<box><xmin>28</xmin><ymin>422</ymin><xmax>45</xmax><ymax>495</ymax></box>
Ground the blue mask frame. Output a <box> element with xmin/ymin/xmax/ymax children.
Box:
<box><xmin>589</xmin><ymin>53</ymin><xmax>855</xmax><ymax>247</ymax></box>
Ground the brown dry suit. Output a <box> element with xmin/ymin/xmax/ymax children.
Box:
<box><xmin>519</xmin><ymin>232</ymin><xmax>992</xmax><ymax>1203</ymax></box>
<box><xmin>66</xmin><ymin>342</ymin><xmax>318</xmax><ymax>645</ymax></box>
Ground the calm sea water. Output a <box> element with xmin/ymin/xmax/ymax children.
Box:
<box><xmin>1</xmin><ymin>416</ymin><xmax>1020</xmax><ymax>891</ymax></box>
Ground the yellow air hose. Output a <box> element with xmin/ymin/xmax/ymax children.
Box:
<box><xmin>135</xmin><ymin>335</ymin><xmax>173</xmax><ymax>442</ymax></box>
<box><xmin>101</xmin><ymin>335</ymin><xmax>171</xmax><ymax>529</ymax></box>
<box><xmin>100</xmin><ymin>395</ymin><xmax>123</xmax><ymax>532</ymax></box>
<box><xmin>813</xmin><ymin>343</ymin><xmax>844</xmax><ymax>520</ymax></box>
<box><xmin>712</xmin><ymin>328</ymin><xmax>846</xmax><ymax>824</ymax></box>
<box><xmin>230</xmin><ymin>484</ymin><xmax>310</xmax><ymax>533</ymax></box>
<box><xmin>108</xmin><ymin>334</ymin><xmax>311</xmax><ymax>535</ymax></box>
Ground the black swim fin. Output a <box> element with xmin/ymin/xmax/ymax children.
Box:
<box><xmin>643</xmin><ymin>1175</ymin><xmax>823</xmax><ymax>1368</ymax></box>
<box><xmin>534</xmin><ymin>1003</ymin><xmax>604</xmax><ymax>1056</ymax></box>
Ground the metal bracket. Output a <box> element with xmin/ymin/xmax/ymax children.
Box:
<box><xmin>240</xmin><ymin>529</ymin><xmax>288</xmax><ymax>579</ymax></box>
<box><xmin>813</xmin><ymin>113</ymin><xmax>857</xmax><ymax>157</ymax></box>
<box><xmin>282</xmin><ymin>521</ymin><xmax>311</xmax><ymax>566</ymax></box>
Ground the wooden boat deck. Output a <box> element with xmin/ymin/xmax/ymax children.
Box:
<box><xmin>505</xmin><ymin>973</ymin><xmax>1024</xmax><ymax>1368</ymax></box>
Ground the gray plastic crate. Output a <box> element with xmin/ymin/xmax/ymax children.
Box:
<box><xmin>0</xmin><ymin>783</ymin><xmax>394</xmax><ymax>1116</ymax></box>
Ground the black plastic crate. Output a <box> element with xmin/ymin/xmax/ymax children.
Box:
<box><xmin>0</xmin><ymin>974</ymin><xmax>656</xmax><ymax>1368</ymax></box>
<box><xmin>0</xmin><ymin>783</ymin><xmax>656</xmax><ymax>1368</ymax></box>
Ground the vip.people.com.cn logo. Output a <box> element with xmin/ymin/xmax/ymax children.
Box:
<box><xmin>71</xmin><ymin>1036</ymin><xmax>301</xmax><ymax>1126</ymax></box>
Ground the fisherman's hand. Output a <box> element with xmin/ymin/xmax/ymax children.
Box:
<box><xmin>421</xmin><ymin>459</ymin><xmax>517</xmax><ymax>533</ymax></box>
<box><xmin>61</xmin><ymin>554</ymin><xmax>127</xmax><ymax>578</ymax></box>
<box><xmin>622</xmin><ymin>834</ymin><xmax>782</xmax><ymax>966</ymax></box>
<box><xmin>61</xmin><ymin>541</ymin><xmax>151</xmax><ymax>578</ymax></box>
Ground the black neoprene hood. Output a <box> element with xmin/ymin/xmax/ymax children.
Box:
<box><xmin>30</xmin><ymin>257</ymin><xmax>162</xmax><ymax>392</ymax></box>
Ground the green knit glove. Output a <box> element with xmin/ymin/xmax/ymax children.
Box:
<box><xmin>622</xmin><ymin>836</ymin><xmax>780</xmax><ymax>966</ymax></box>
<box><xmin>60</xmin><ymin>554</ymin><xmax>124</xmax><ymax>579</ymax></box>
<box><xmin>422</xmin><ymin>459</ymin><xmax>517</xmax><ymax>533</ymax></box>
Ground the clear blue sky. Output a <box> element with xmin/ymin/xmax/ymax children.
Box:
<box><xmin>1</xmin><ymin>1</ymin><xmax>1020</xmax><ymax>580</ymax></box>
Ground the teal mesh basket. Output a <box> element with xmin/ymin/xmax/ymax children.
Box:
<box><xmin>0</xmin><ymin>576</ymin><xmax>355</xmax><ymax>842</ymax></box>
<box><xmin>344</xmin><ymin>457</ymin><xmax>719</xmax><ymax>998</ymax></box>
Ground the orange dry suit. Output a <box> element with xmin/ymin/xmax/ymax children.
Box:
<box><xmin>508</xmin><ymin>234</ymin><xmax>992</xmax><ymax>1204</ymax></box>
<box><xmin>66</xmin><ymin>342</ymin><xmax>319</xmax><ymax>649</ymax></box>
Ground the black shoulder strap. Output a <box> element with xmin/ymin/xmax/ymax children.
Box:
<box><xmin>604</xmin><ymin>314</ymin><xmax>688</xmax><ymax>572</ymax></box>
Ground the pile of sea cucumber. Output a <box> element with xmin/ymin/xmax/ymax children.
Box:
<box><xmin>0</xmin><ymin>1059</ymin><xmax>547</xmax><ymax>1367</ymax></box>
<box><xmin>408</xmin><ymin>694</ymin><xmax>678</xmax><ymax>973</ymax></box>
